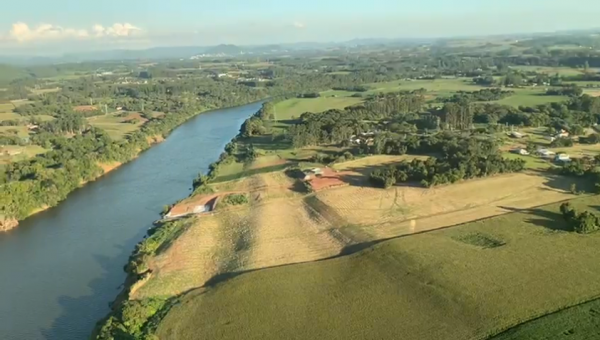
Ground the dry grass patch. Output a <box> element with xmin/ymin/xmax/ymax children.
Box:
<box><xmin>332</xmin><ymin>154</ymin><xmax>429</xmax><ymax>171</ymax></box>
<box><xmin>316</xmin><ymin>172</ymin><xmax>579</xmax><ymax>240</ymax></box>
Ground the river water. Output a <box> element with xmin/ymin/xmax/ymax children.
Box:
<box><xmin>0</xmin><ymin>102</ymin><xmax>262</xmax><ymax>340</ymax></box>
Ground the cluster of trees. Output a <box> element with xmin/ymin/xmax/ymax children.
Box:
<box><xmin>370</xmin><ymin>138</ymin><xmax>526</xmax><ymax>188</ymax></box>
<box><xmin>297</xmin><ymin>93</ymin><xmax>320</xmax><ymax>98</ymax></box>
<box><xmin>287</xmin><ymin>93</ymin><xmax>425</xmax><ymax>148</ymax></box>
<box><xmin>560</xmin><ymin>203</ymin><xmax>600</xmax><ymax>234</ymax></box>
<box><xmin>546</xmin><ymin>84</ymin><xmax>584</xmax><ymax>96</ymax></box>
<box><xmin>437</xmin><ymin>94</ymin><xmax>600</xmax><ymax>131</ymax></box>
<box><xmin>332</xmin><ymin>85</ymin><xmax>370</xmax><ymax>92</ymax></box>
<box><xmin>443</xmin><ymin>89</ymin><xmax>513</xmax><ymax>103</ymax></box>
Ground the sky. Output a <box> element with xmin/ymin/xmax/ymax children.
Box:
<box><xmin>1</xmin><ymin>0</ymin><xmax>600</xmax><ymax>55</ymax></box>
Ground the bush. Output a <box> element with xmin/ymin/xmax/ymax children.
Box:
<box><xmin>550</xmin><ymin>137</ymin><xmax>574</xmax><ymax>148</ymax></box>
<box><xmin>584</xmin><ymin>133</ymin><xmax>600</xmax><ymax>144</ymax></box>
<box><xmin>560</xmin><ymin>202</ymin><xmax>600</xmax><ymax>234</ymax></box>
<box><xmin>221</xmin><ymin>194</ymin><xmax>249</xmax><ymax>206</ymax></box>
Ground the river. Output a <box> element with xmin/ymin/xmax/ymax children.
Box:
<box><xmin>0</xmin><ymin>102</ymin><xmax>262</xmax><ymax>340</ymax></box>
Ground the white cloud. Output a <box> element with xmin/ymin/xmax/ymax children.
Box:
<box><xmin>4</xmin><ymin>22</ymin><xmax>141</xmax><ymax>43</ymax></box>
<box><xmin>92</xmin><ymin>23</ymin><xmax>141</xmax><ymax>37</ymax></box>
<box><xmin>293</xmin><ymin>21</ymin><xmax>306</xmax><ymax>29</ymax></box>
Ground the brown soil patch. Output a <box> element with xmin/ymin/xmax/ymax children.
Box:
<box><xmin>146</xmin><ymin>135</ymin><xmax>165</xmax><ymax>144</ymax></box>
<box><xmin>307</xmin><ymin>168</ymin><xmax>350</xmax><ymax>191</ymax></box>
<box><xmin>98</xmin><ymin>162</ymin><xmax>122</xmax><ymax>174</ymax></box>
<box><xmin>167</xmin><ymin>194</ymin><xmax>223</xmax><ymax>217</ymax></box>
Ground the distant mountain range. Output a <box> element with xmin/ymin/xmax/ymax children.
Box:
<box><xmin>1</xmin><ymin>28</ymin><xmax>599</xmax><ymax>65</ymax></box>
<box><xmin>0</xmin><ymin>39</ymin><xmax>432</xmax><ymax>65</ymax></box>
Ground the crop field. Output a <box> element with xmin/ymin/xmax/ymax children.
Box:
<box><xmin>87</xmin><ymin>113</ymin><xmax>146</xmax><ymax>140</ymax></box>
<box><xmin>273</xmin><ymin>96</ymin><xmax>363</xmax><ymax>120</ymax></box>
<box><xmin>155</xmin><ymin>194</ymin><xmax>600</xmax><ymax>340</ymax></box>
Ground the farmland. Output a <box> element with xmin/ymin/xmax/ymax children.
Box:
<box><xmin>273</xmin><ymin>96</ymin><xmax>363</xmax><ymax>120</ymax></box>
<box><xmin>132</xmin><ymin>151</ymin><xmax>582</xmax><ymax>300</ymax></box>
<box><xmin>155</xmin><ymin>194</ymin><xmax>600</xmax><ymax>340</ymax></box>
<box><xmin>87</xmin><ymin>112</ymin><xmax>147</xmax><ymax>140</ymax></box>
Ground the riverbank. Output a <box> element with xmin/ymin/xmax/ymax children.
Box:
<box><xmin>91</xmin><ymin>103</ymin><xmax>268</xmax><ymax>339</ymax></box>
<box><xmin>0</xmin><ymin>101</ymin><xmax>264</xmax><ymax>340</ymax></box>
<box><xmin>2</xmin><ymin>103</ymin><xmax>258</xmax><ymax>232</ymax></box>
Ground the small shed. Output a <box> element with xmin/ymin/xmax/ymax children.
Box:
<box><xmin>555</xmin><ymin>154</ymin><xmax>571</xmax><ymax>162</ymax></box>
<box><xmin>304</xmin><ymin>168</ymin><xmax>324</xmax><ymax>180</ymax></box>
<box><xmin>538</xmin><ymin>149</ymin><xmax>556</xmax><ymax>159</ymax></box>
<box><xmin>508</xmin><ymin>131</ymin><xmax>525</xmax><ymax>139</ymax></box>
<box><xmin>511</xmin><ymin>148</ymin><xmax>529</xmax><ymax>156</ymax></box>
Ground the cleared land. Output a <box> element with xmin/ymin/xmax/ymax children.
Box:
<box><xmin>132</xmin><ymin>152</ymin><xmax>584</xmax><ymax>303</ymax></box>
<box><xmin>156</xmin><ymin>194</ymin><xmax>600</xmax><ymax>340</ymax></box>
<box><xmin>87</xmin><ymin>112</ymin><xmax>147</xmax><ymax>140</ymax></box>
<box><xmin>273</xmin><ymin>96</ymin><xmax>363</xmax><ymax>120</ymax></box>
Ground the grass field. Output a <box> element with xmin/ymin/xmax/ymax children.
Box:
<box><xmin>365</xmin><ymin>77</ymin><xmax>484</xmax><ymax>97</ymax></box>
<box><xmin>0</xmin><ymin>126</ymin><xmax>29</xmax><ymax>138</ymax></box>
<box><xmin>0</xmin><ymin>112</ymin><xmax>20</xmax><ymax>121</ymax></box>
<box><xmin>87</xmin><ymin>113</ymin><xmax>146</xmax><ymax>140</ymax></box>
<box><xmin>0</xmin><ymin>145</ymin><xmax>47</xmax><ymax>164</ymax></box>
<box><xmin>493</xmin><ymin>91</ymin><xmax>566</xmax><ymax>107</ymax></box>
<box><xmin>155</xmin><ymin>194</ymin><xmax>600</xmax><ymax>340</ymax></box>
<box><xmin>502</xmin><ymin>152</ymin><xmax>553</xmax><ymax>170</ymax></box>
<box><xmin>273</xmin><ymin>96</ymin><xmax>363</xmax><ymax>120</ymax></box>
<box><xmin>491</xmin><ymin>298</ymin><xmax>600</xmax><ymax>340</ymax></box>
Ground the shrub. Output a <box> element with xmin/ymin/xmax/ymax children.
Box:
<box><xmin>222</xmin><ymin>194</ymin><xmax>249</xmax><ymax>206</ymax></box>
<box><xmin>550</xmin><ymin>137</ymin><xmax>574</xmax><ymax>148</ymax></box>
<box><xmin>560</xmin><ymin>202</ymin><xmax>600</xmax><ymax>234</ymax></box>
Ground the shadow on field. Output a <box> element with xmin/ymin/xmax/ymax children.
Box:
<box><xmin>499</xmin><ymin>206</ymin><xmax>570</xmax><ymax>232</ymax></box>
